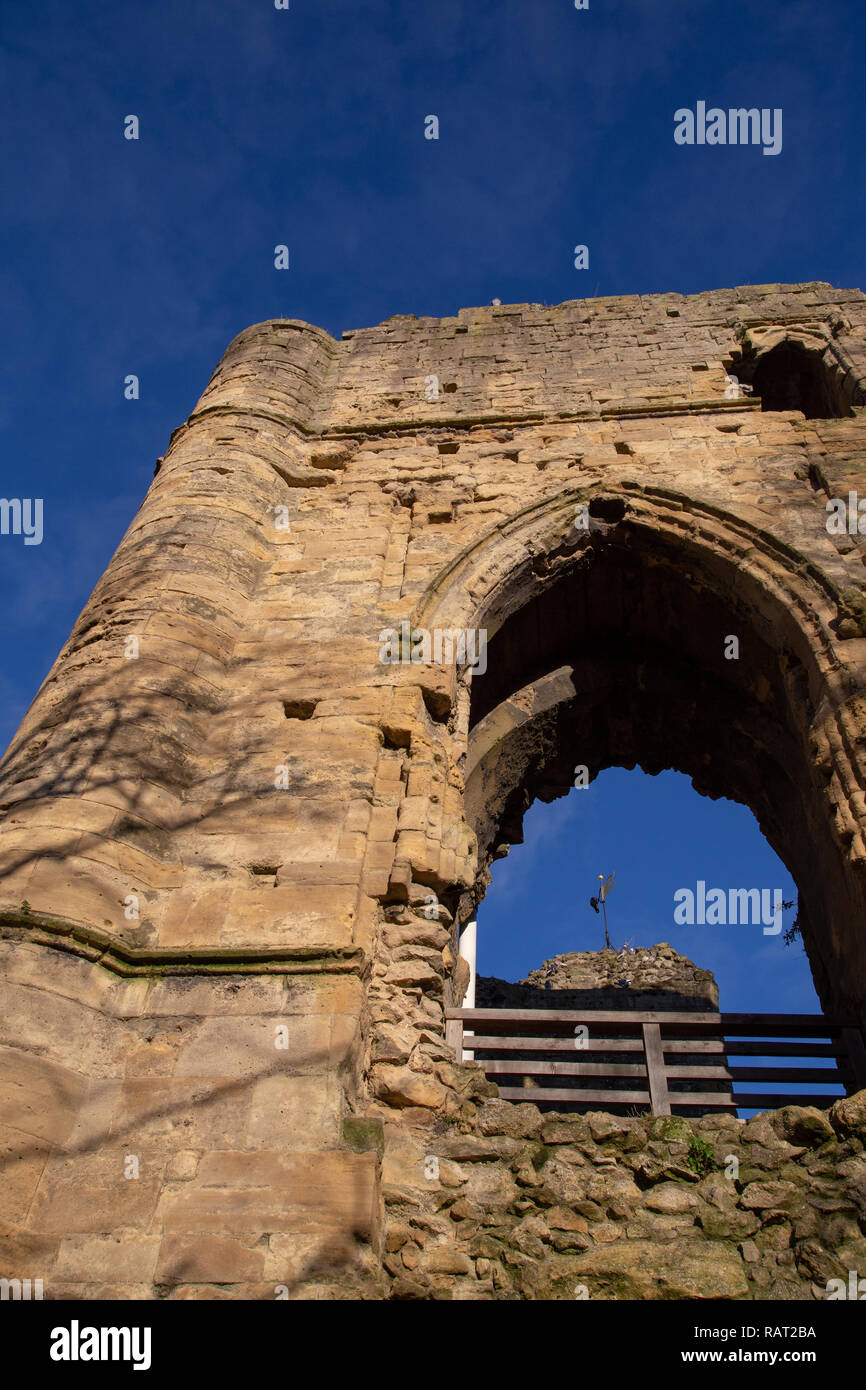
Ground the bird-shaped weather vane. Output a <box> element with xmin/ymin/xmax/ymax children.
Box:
<box><xmin>590</xmin><ymin>871</ymin><xmax>615</xmax><ymax>949</ymax></box>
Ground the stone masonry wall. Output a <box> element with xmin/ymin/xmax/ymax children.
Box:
<box><xmin>1</xmin><ymin>283</ymin><xmax>866</xmax><ymax>1297</ymax></box>
<box><xmin>378</xmin><ymin>1090</ymin><xmax>866</xmax><ymax>1300</ymax></box>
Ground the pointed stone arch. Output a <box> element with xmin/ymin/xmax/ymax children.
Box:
<box><xmin>415</xmin><ymin>483</ymin><xmax>866</xmax><ymax>1029</ymax></box>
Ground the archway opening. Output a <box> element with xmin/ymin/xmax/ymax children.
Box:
<box><xmin>468</xmin><ymin>768</ymin><xmax>847</xmax><ymax>1114</ymax></box>
<box><xmin>451</xmin><ymin>495</ymin><xmax>866</xmax><ymax>1046</ymax></box>
<box><xmin>476</xmin><ymin>768</ymin><xmax>805</xmax><ymax>1003</ymax></box>
<box><xmin>753</xmin><ymin>342</ymin><xmax>847</xmax><ymax>417</ymax></box>
<box><xmin>723</xmin><ymin>336</ymin><xmax>860</xmax><ymax>418</ymax></box>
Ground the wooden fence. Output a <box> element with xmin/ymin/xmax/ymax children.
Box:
<box><xmin>444</xmin><ymin>1006</ymin><xmax>866</xmax><ymax>1115</ymax></box>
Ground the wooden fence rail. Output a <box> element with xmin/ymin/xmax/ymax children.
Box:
<box><xmin>443</xmin><ymin>1007</ymin><xmax>866</xmax><ymax>1116</ymax></box>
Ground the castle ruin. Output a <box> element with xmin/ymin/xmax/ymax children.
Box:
<box><xmin>2</xmin><ymin>282</ymin><xmax>866</xmax><ymax>1298</ymax></box>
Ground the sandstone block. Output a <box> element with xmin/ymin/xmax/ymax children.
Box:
<box><xmin>155</xmin><ymin>1234</ymin><xmax>266</xmax><ymax>1285</ymax></box>
<box><xmin>370</xmin><ymin>1066</ymin><xmax>447</xmax><ymax>1110</ymax></box>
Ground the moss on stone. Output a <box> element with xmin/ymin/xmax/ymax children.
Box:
<box><xmin>649</xmin><ymin>1115</ymin><xmax>694</xmax><ymax>1144</ymax></box>
<box><xmin>342</xmin><ymin>1116</ymin><xmax>385</xmax><ymax>1155</ymax></box>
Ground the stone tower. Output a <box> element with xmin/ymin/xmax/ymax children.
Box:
<box><xmin>2</xmin><ymin>283</ymin><xmax>866</xmax><ymax>1298</ymax></box>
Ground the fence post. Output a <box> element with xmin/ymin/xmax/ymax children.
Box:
<box><xmin>842</xmin><ymin>1027</ymin><xmax>866</xmax><ymax>1092</ymax></box>
<box><xmin>642</xmin><ymin>1021</ymin><xmax>671</xmax><ymax>1116</ymax></box>
<box><xmin>445</xmin><ymin>1013</ymin><xmax>464</xmax><ymax>1063</ymax></box>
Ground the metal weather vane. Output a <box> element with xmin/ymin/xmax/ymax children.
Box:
<box><xmin>590</xmin><ymin>871</ymin><xmax>615</xmax><ymax>949</ymax></box>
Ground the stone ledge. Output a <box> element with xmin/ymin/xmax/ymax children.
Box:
<box><xmin>0</xmin><ymin>911</ymin><xmax>368</xmax><ymax>978</ymax></box>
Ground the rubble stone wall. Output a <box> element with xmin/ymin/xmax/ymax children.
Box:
<box><xmin>478</xmin><ymin>942</ymin><xmax>720</xmax><ymax>1010</ymax></box>
<box><xmin>379</xmin><ymin>1091</ymin><xmax>866</xmax><ymax>1301</ymax></box>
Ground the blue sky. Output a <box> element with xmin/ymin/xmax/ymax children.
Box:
<box><xmin>1</xmin><ymin>0</ymin><xmax>863</xmax><ymax>1028</ymax></box>
<box><xmin>479</xmin><ymin>769</ymin><xmax>805</xmax><ymax>1012</ymax></box>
